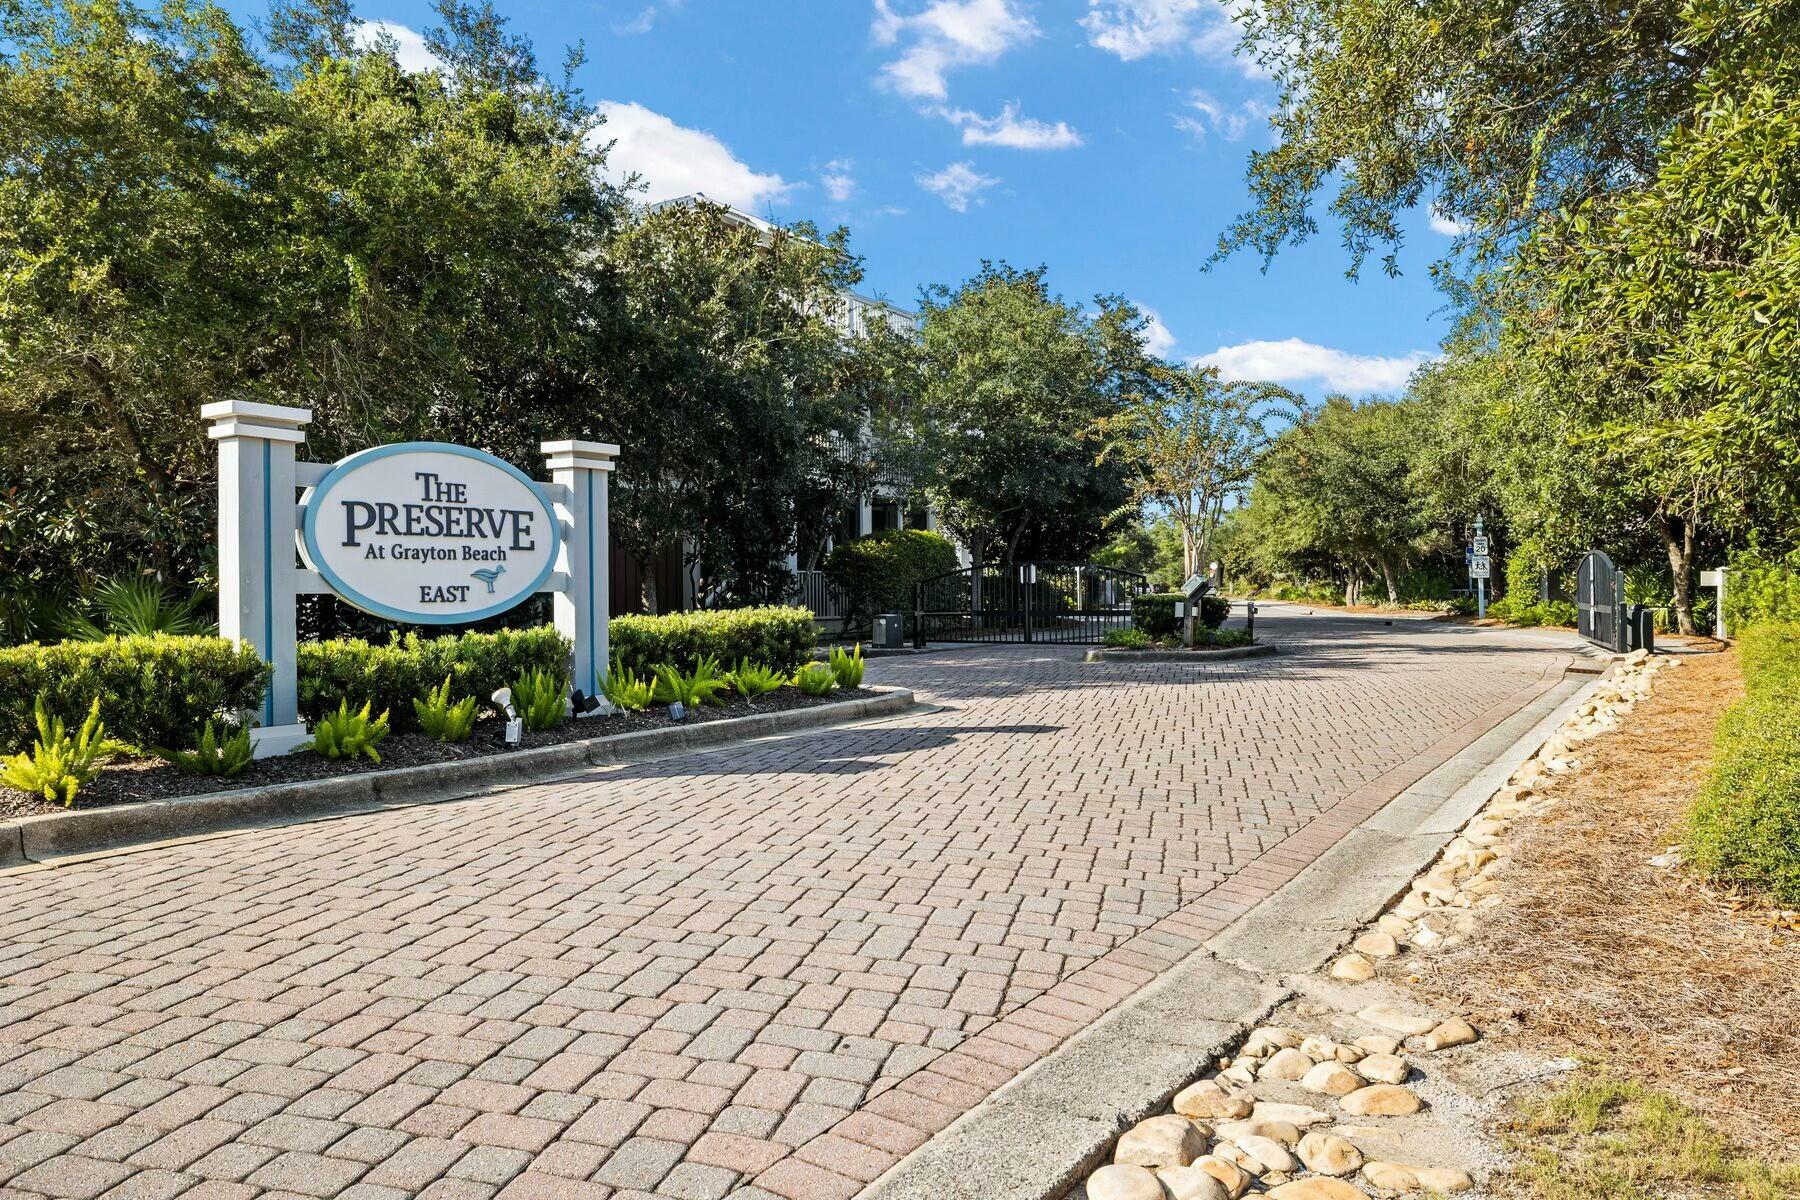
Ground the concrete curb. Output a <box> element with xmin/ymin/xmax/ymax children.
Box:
<box><xmin>1080</xmin><ymin>644</ymin><xmax>1278</xmax><ymax>664</ymax></box>
<box><xmin>854</xmin><ymin>666</ymin><xmax>1607</xmax><ymax>1200</ymax></box>
<box><xmin>0</xmin><ymin>689</ymin><xmax>917</xmax><ymax>869</ymax></box>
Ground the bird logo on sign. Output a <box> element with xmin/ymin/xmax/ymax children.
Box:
<box><xmin>470</xmin><ymin>565</ymin><xmax>507</xmax><ymax>594</ymax></box>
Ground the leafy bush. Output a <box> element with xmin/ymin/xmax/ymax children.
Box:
<box><xmin>729</xmin><ymin>660</ymin><xmax>786</xmax><ymax>699</ymax></box>
<box><xmin>1132</xmin><ymin>593</ymin><xmax>1183</xmax><ymax>637</ymax></box>
<box><xmin>412</xmin><ymin>676</ymin><xmax>477</xmax><ymax>743</ymax></box>
<box><xmin>298</xmin><ymin>627</ymin><xmax>568</xmax><ymax>732</ymax></box>
<box><xmin>651</xmin><ymin>656</ymin><xmax>731</xmax><ymax>708</ymax></box>
<box><xmin>1446</xmin><ymin>595</ymin><xmax>1478</xmax><ymax>616</ymax></box>
<box><xmin>824</xmin><ymin>530</ymin><xmax>960</xmax><ymax>631</ymax></box>
<box><xmin>601</xmin><ymin>659</ymin><xmax>655</xmax><ymax>711</ymax></box>
<box><xmin>1102</xmin><ymin>628</ymin><xmax>1151</xmax><ymax>649</ymax></box>
<box><xmin>0</xmin><ymin>636</ymin><xmax>269</xmax><ymax>755</ymax></box>
<box><xmin>1202</xmin><ymin>628</ymin><xmax>1255</xmax><ymax>649</ymax></box>
<box><xmin>63</xmin><ymin>572</ymin><xmax>214</xmax><ymax>640</ymax></box>
<box><xmin>793</xmin><ymin>662</ymin><xmax>838</xmax><ymax>696</ymax></box>
<box><xmin>828</xmin><ymin>644</ymin><xmax>865</xmax><ymax>688</ymax></box>
<box><xmin>308</xmin><ymin>700</ymin><xmax>390</xmax><ymax>763</ymax></box>
<box><xmin>1199</xmin><ymin>594</ymin><xmax>1231</xmax><ymax>629</ymax></box>
<box><xmin>154</xmin><ymin>720</ymin><xmax>253</xmax><ymax>777</ymax></box>
<box><xmin>511</xmin><ymin>669</ymin><xmax>569</xmax><ymax>732</ymax></box>
<box><xmin>1</xmin><ymin>697</ymin><xmax>113</xmax><ymax>805</ymax></box>
<box><xmin>611</xmin><ymin>607</ymin><xmax>815</xmax><ymax>676</ymax></box>
<box><xmin>1723</xmin><ymin>552</ymin><xmax>1800</xmax><ymax>632</ymax></box>
<box><xmin>1687</xmin><ymin>623</ymin><xmax>1800</xmax><ymax>904</ymax></box>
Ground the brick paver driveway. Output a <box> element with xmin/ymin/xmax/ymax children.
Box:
<box><xmin>0</xmin><ymin>609</ymin><xmax>1576</xmax><ymax>1200</ymax></box>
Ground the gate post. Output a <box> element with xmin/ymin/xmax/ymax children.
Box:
<box><xmin>542</xmin><ymin>440</ymin><xmax>618</xmax><ymax>700</ymax></box>
<box><xmin>913</xmin><ymin>582</ymin><xmax>925</xmax><ymax>650</ymax></box>
<box><xmin>1021</xmin><ymin>563</ymin><xmax>1034</xmax><ymax>644</ymax></box>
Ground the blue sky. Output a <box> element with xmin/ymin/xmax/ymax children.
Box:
<box><xmin>331</xmin><ymin>1</ymin><xmax>1457</xmax><ymax>396</ymax></box>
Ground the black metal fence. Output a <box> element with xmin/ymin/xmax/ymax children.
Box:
<box><xmin>912</xmin><ymin>562</ymin><xmax>1148</xmax><ymax>646</ymax></box>
<box><xmin>1577</xmin><ymin>549</ymin><xmax>1656</xmax><ymax>653</ymax></box>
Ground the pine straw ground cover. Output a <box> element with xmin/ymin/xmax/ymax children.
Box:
<box><xmin>1406</xmin><ymin>647</ymin><xmax>1800</xmax><ymax>1162</ymax></box>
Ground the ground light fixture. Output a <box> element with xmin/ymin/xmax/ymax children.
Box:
<box><xmin>491</xmin><ymin>688</ymin><xmax>524</xmax><ymax>747</ymax></box>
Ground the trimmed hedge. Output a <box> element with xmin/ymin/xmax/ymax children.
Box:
<box><xmin>1687</xmin><ymin>622</ymin><xmax>1800</xmax><ymax>905</ymax></box>
<box><xmin>298</xmin><ymin>627</ymin><xmax>571</xmax><ymax>731</ymax></box>
<box><xmin>1133</xmin><ymin>592</ymin><xmax>1229</xmax><ymax>637</ymax></box>
<box><xmin>611</xmin><ymin>606</ymin><xmax>816</xmax><ymax>675</ymax></box>
<box><xmin>0</xmin><ymin>636</ymin><xmax>270</xmax><ymax>754</ymax></box>
<box><xmin>825</xmin><ymin>530</ymin><xmax>960</xmax><ymax>630</ymax></box>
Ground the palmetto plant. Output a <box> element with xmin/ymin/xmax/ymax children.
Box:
<box><xmin>728</xmin><ymin>659</ymin><xmax>786</xmax><ymax>700</ymax></box>
<box><xmin>63</xmin><ymin>571</ymin><xmax>214</xmax><ymax>640</ymax></box>
<box><xmin>155</xmin><ymin>721</ymin><xmax>253</xmax><ymax>777</ymax></box>
<box><xmin>2</xmin><ymin>697</ymin><xmax>114</xmax><ymax>805</ymax></box>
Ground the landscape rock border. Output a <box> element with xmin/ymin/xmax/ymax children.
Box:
<box><xmin>1082</xmin><ymin>645</ymin><xmax>1278</xmax><ymax>664</ymax></box>
<box><xmin>0</xmin><ymin>687</ymin><xmax>918</xmax><ymax>869</ymax></box>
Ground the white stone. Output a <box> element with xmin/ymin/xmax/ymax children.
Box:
<box><xmin>1116</xmin><ymin>1114</ymin><xmax>1207</xmax><ymax>1169</ymax></box>
<box><xmin>1157</xmin><ymin>1165</ymin><xmax>1230</xmax><ymax>1200</ymax></box>
<box><xmin>1214</xmin><ymin>1118</ymin><xmax>1300</xmax><ymax>1147</ymax></box>
<box><xmin>1189</xmin><ymin>1155</ymin><xmax>1252</xmax><ymax>1199</ymax></box>
<box><xmin>1421</xmin><ymin>1017</ymin><xmax>1479</xmax><ymax>1051</ymax></box>
<box><xmin>1352</xmin><ymin>931</ymin><xmax>1399</xmax><ymax>958</ymax></box>
<box><xmin>1235</xmin><ymin>1134</ymin><xmax>1297</xmax><ymax>1174</ymax></box>
<box><xmin>1258</xmin><ymin>1048</ymin><xmax>1315</xmax><ymax>1082</ymax></box>
<box><xmin>1352</xmin><ymin>1035</ymin><xmax>1400</xmax><ymax>1056</ymax></box>
<box><xmin>1356</xmin><ymin>1005</ymin><xmax>1438</xmax><ymax>1036</ymax></box>
<box><xmin>1087</xmin><ymin>1163</ymin><xmax>1168</xmax><ymax>1200</ymax></box>
<box><xmin>1376</xmin><ymin>914</ymin><xmax>1412</xmax><ymax>940</ymax></box>
<box><xmin>1329</xmin><ymin>954</ymin><xmax>1374</xmax><ymax>983</ymax></box>
<box><xmin>1295</xmin><ymin>1131</ymin><xmax>1363</xmax><ymax>1176</ymax></box>
<box><xmin>1356</xmin><ymin>1053</ymin><xmax>1408</xmax><ymax>1085</ymax></box>
<box><xmin>1340</xmin><ymin>1084</ymin><xmax>1423</xmax><ymax>1117</ymax></box>
<box><xmin>1250</xmin><ymin>1102</ymin><xmax>1331</xmax><ymax>1128</ymax></box>
<box><xmin>1300</xmin><ymin>1061</ymin><xmax>1366</xmax><ymax>1097</ymax></box>
<box><xmin>1267</xmin><ymin>1179</ymin><xmax>1366</xmax><ymax>1200</ymax></box>
<box><xmin>1174</xmin><ymin>1079</ymin><xmax>1254</xmax><ymax>1121</ymax></box>
<box><xmin>1244</xmin><ymin>1026</ymin><xmax>1303</xmax><ymax>1056</ymax></box>
<box><xmin>1360</xmin><ymin>1161</ymin><xmax>1418</xmax><ymax>1194</ymax></box>
<box><xmin>1415</xmin><ymin>1166</ymin><xmax>1476</xmax><ymax>1193</ymax></box>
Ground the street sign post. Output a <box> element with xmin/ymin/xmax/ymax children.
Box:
<box><xmin>1471</xmin><ymin>516</ymin><xmax>1489</xmax><ymax>618</ymax></box>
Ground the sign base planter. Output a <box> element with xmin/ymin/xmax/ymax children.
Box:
<box><xmin>0</xmin><ymin>688</ymin><xmax>918</xmax><ymax>869</ymax></box>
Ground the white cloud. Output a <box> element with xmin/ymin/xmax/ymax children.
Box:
<box><xmin>617</xmin><ymin>1</ymin><xmax>684</xmax><ymax>35</ymax></box>
<box><xmin>353</xmin><ymin>20</ymin><xmax>441</xmax><ymax>73</ymax></box>
<box><xmin>1138</xmin><ymin>304</ymin><xmax>1178</xmax><ymax>358</ymax></box>
<box><xmin>595</xmin><ymin>101</ymin><xmax>794</xmax><ymax>210</ymax></box>
<box><xmin>1082</xmin><ymin>0</ymin><xmax>1265</xmax><ymax>77</ymax></box>
<box><xmin>1429</xmin><ymin>209</ymin><xmax>1468</xmax><ymax>236</ymax></box>
<box><xmin>872</xmin><ymin>0</ymin><xmax>1037</xmax><ymax>100</ymax></box>
<box><xmin>917</xmin><ymin>161</ymin><xmax>999</xmax><ymax>212</ymax></box>
<box><xmin>1196</xmin><ymin>338</ymin><xmax>1432</xmax><ymax>394</ymax></box>
<box><xmin>1174</xmin><ymin>89</ymin><xmax>1266</xmax><ymax>142</ymax></box>
<box><xmin>936</xmin><ymin>102</ymin><xmax>1084</xmax><ymax>149</ymax></box>
<box><xmin>821</xmin><ymin>160</ymin><xmax>858</xmax><ymax>203</ymax></box>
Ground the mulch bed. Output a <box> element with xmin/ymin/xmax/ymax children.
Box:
<box><xmin>1407</xmin><ymin>648</ymin><xmax>1800</xmax><ymax>1155</ymax></box>
<box><xmin>0</xmin><ymin>688</ymin><xmax>876</xmax><ymax>821</ymax></box>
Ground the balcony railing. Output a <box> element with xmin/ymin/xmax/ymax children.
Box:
<box><xmin>792</xmin><ymin>569</ymin><xmax>850</xmax><ymax>620</ymax></box>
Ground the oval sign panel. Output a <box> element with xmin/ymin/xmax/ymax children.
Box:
<box><xmin>300</xmin><ymin>443</ymin><xmax>559</xmax><ymax>624</ymax></box>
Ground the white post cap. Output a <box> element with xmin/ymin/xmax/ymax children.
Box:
<box><xmin>202</xmin><ymin>400</ymin><xmax>313</xmax><ymax>443</ymax></box>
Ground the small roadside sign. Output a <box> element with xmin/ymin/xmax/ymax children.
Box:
<box><xmin>1473</xmin><ymin>535</ymin><xmax>1490</xmax><ymax>556</ymax></box>
<box><xmin>1471</xmin><ymin>555</ymin><xmax>1492</xmax><ymax>579</ymax></box>
<box><xmin>1182</xmin><ymin>573</ymin><xmax>1208</xmax><ymax>597</ymax></box>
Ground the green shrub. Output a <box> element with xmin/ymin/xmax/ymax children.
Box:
<box><xmin>824</xmin><ymin>530</ymin><xmax>960</xmax><ymax>631</ymax></box>
<box><xmin>308</xmin><ymin>700</ymin><xmax>390</xmax><ymax>763</ymax></box>
<box><xmin>611</xmin><ymin>607</ymin><xmax>815</xmax><ymax>676</ymax></box>
<box><xmin>154</xmin><ymin>720</ymin><xmax>254</xmax><ymax>778</ymax></box>
<box><xmin>1446</xmin><ymin>595</ymin><xmax>1478</xmax><ymax>616</ymax></box>
<box><xmin>511</xmin><ymin>668</ymin><xmax>569</xmax><ymax>732</ymax></box>
<box><xmin>729</xmin><ymin>660</ymin><xmax>786</xmax><ymax>699</ymax></box>
<box><xmin>601</xmin><ymin>659</ymin><xmax>655</xmax><ymax>711</ymax></box>
<box><xmin>1132</xmin><ymin>593</ymin><xmax>1183</xmax><ymax>638</ymax></box>
<box><xmin>0</xmin><ymin>636</ymin><xmax>269</xmax><ymax>755</ymax></box>
<box><xmin>793</xmin><ymin>662</ymin><xmax>838</xmax><ymax>696</ymax></box>
<box><xmin>1201</xmin><ymin>628</ymin><xmax>1255</xmax><ymax>649</ymax></box>
<box><xmin>412</xmin><ymin>676</ymin><xmax>477</xmax><ymax>743</ymax></box>
<box><xmin>652</xmin><ymin>657</ymin><xmax>731</xmax><ymax>708</ymax></box>
<box><xmin>1687</xmin><ymin>623</ymin><xmax>1800</xmax><ymax>904</ymax></box>
<box><xmin>299</xmin><ymin>627</ymin><xmax>568</xmax><ymax>731</ymax></box>
<box><xmin>1</xmin><ymin>697</ymin><xmax>113</xmax><ymax>805</ymax></box>
<box><xmin>1723</xmin><ymin>552</ymin><xmax>1800</xmax><ymax>632</ymax></box>
<box><xmin>1102</xmin><ymin>628</ymin><xmax>1151</xmax><ymax>649</ymax></box>
<box><xmin>63</xmin><ymin>572</ymin><xmax>213</xmax><ymax>640</ymax></box>
<box><xmin>828</xmin><ymin>644</ymin><xmax>865</xmax><ymax>688</ymax></box>
<box><xmin>1199</xmin><ymin>594</ymin><xmax>1231</xmax><ymax>629</ymax></box>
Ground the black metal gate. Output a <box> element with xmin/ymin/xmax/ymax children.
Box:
<box><xmin>1578</xmin><ymin>550</ymin><xmax>1626</xmax><ymax>651</ymax></box>
<box><xmin>913</xmin><ymin>562</ymin><xmax>1148</xmax><ymax>646</ymax></box>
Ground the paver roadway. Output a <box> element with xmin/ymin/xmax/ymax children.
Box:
<box><xmin>0</xmin><ymin>608</ymin><xmax>1579</xmax><ymax>1200</ymax></box>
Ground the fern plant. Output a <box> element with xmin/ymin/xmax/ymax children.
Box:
<box><xmin>793</xmin><ymin>662</ymin><xmax>838</xmax><ymax>697</ymax></box>
<box><xmin>652</xmin><ymin>655</ymin><xmax>731</xmax><ymax>707</ymax></box>
<box><xmin>1</xmin><ymin>697</ymin><xmax>113</xmax><ymax>806</ymax></box>
<box><xmin>154</xmin><ymin>720</ymin><xmax>253</xmax><ymax>777</ymax></box>
<box><xmin>729</xmin><ymin>659</ymin><xmax>786</xmax><ymax>700</ymax></box>
<box><xmin>511</xmin><ymin>669</ymin><xmax>569</xmax><ymax>731</ymax></box>
<box><xmin>412</xmin><ymin>676</ymin><xmax>477</xmax><ymax>743</ymax></box>
<box><xmin>308</xmin><ymin>700</ymin><xmax>390</xmax><ymax>763</ymax></box>
<box><xmin>601</xmin><ymin>659</ymin><xmax>655</xmax><ymax>711</ymax></box>
<box><xmin>828</xmin><ymin>643</ymin><xmax>866</xmax><ymax>688</ymax></box>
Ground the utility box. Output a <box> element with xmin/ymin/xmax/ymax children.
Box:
<box><xmin>872</xmin><ymin>613</ymin><xmax>903</xmax><ymax>649</ymax></box>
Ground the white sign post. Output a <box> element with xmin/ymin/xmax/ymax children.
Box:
<box><xmin>206</xmin><ymin>403</ymin><xmax>616</xmax><ymax>758</ymax></box>
<box><xmin>1471</xmin><ymin>516</ymin><xmax>1490</xmax><ymax>618</ymax></box>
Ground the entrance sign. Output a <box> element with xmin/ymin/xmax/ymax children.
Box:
<box><xmin>301</xmin><ymin>443</ymin><xmax>559</xmax><ymax>624</ymax></box>
<box><xmin>204</xmin><ymin>401</ymin><xmax>617</xmax><ymax>759</ymax></box>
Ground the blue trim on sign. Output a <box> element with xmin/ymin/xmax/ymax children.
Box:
<box><xmin>262</xmin><ymin>441</ymin><xmax>275</xmax><ymax>726</ymax></box>
<box><xmin>299</xmin><ymin>441</ymin><xmax>561</xmax><ymax>625</ymax></box>
<box><xmin>585</xmin><ymin>481</ymin><xmax>597</xmax><ymax>692</ymax></box>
